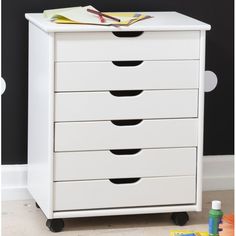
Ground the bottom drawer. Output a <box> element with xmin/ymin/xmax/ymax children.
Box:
<box><xmin>54</xmin><ymin>176</ymin><xmax>196</xmax><ymax>211</ymax></box>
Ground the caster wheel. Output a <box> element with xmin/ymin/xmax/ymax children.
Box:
<box><xmin>171</xmin><ymin>212</ymin><xmax>189</xmax><ymax>226</ymax></box>
<box><xmin>46</xmin><ymin>219</ymin><xmax>64</xmax><ymax>233</ymax></box>
<box><xmin>35</xmin><ymin>202</ymin><xmax>40</xmax><ymax>209</ymax></box>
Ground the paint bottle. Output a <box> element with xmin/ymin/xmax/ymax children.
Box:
<box><xmin>208</xmin><ymin>200</ymin><xmax>223</xmax><ymax>236</ymax></box>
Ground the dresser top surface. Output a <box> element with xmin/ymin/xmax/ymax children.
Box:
<box><xmin>25</xmin><ymin>12</ymin><xmax>211</xmax><ymax>32</ymax></box>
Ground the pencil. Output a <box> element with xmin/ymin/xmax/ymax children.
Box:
<box><xmin>87</xmin><ymin>8</ymin><xmax>121</xmax><ymax>22</ymax></box>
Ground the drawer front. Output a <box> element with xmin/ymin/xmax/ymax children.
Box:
<box><xmin>55</xmin><ymin>90</ymin><xmax>198</xmax><ymax>122</ymax></box>
<box><xmin>55</xmin><ymin>61</ymin><xmax>199</xmax><ymax>92</ymax></box>
<box><xmin>54</xmin><ymin>119</ymin><xmax>198</xmax><ymax>152</ymax></box>
<box><xmin>54</xmin><ymin>148</ymin><xmax>196</xmax><ymax>181</ymax></box>
<box><xmin>54</xmin><ymin>176</ymin><xmax>196</xmax><ymax>211</ymax></box>
<box><xmin>55</xmin><ymin>31</ymin><xmax>200</xmax><ymax>61</ymax></box>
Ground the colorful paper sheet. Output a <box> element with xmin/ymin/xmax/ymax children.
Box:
<box><xmin>170</xmin><ymin>230</ymin><xmax>208</xmax><ymax>236</ymax></box>
<box><xmin>43</xmin><ymin>6</ymin><xmax>152</xmax><ymax>26</ymax></box>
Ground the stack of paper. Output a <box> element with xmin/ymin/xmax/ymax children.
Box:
<box><xmin>43</xmin><ymin>5</ymin><xmax>152</xmax><ymax>26</ymax></box>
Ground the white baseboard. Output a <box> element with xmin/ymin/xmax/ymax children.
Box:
<box><xmin>1</xmin><ymin>155</ymin><xmax>234</xmax><ymax>201</ymax></box>
<box><xmin>202</xmin><ymin>155</ymin><xmax>234</xmax><ymax>191</ymax></box>
<box><xmin>1</xmin><ymin>165</ymin><xmax>32</xmax><ymax>201</ymax></box>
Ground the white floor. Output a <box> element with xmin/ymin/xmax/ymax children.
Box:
<box><xmin>2</xmin><ymin>190</ymin><xmax>234</xmax><ymax>236</ymax></box>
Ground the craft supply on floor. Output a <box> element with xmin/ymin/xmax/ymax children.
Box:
<box><xmin>208</xmin><ymin>201</ymin><xmax>223</xmax><ymax>236</ymax></box>
<box><xmin>220</xmin><ymin>213</ymin><xmax>234</xmax><ymax>236</ymax></box>
<box><xmin>169</xmin><ymin>230</ymin><xmax>208</xmax><ymax>236</ymax></box>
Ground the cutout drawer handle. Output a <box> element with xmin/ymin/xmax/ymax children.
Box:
<box><xmin>112</xmin><ymin>31</ymin><xmax>143</xmax><ymax>37</ymax></box>
<box><xmin>109</xmin><ymin>178</ymin><xmax>141</xmax><ymax>184</ymax></box>
<box><xmin>110</xmin><ymin>90</ymin><xmax>143</xmax><ymax>97</ymax></box>
<box><xmin>111</xmin><ymin>119</ymin><xmax>143</xmax><ymax>126</ymax></box>
<box><xmin>110</xmin><ymin>149</ymin><xmax>141</xmax><ymax>155</ymax></box>
<box><xmin>112</xmin><ymin>61</ymin><xmax>143</xmax><ymax>67</ymax></box>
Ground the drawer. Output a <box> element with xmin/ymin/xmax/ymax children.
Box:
<box><xmin>55</xmin><ymin>31</ymin><xmax>200</xmax><ymax>61</ymax></box>
<box><xmin>55</xmin><ymin>60</ymin><xmax>199</xmax><ymax>92</ymax></box>
<box><xmin>55</xmin><ymin>90</ymin><xmax>198</xmax><ymax>122</ymax></box>
<box><xmin>54</xmin><ymin>119</ymin><xmax>198</xmax><ymax>152</ymax></box>
<box><xmin>54</xmin><ymin>176</ymin><xmax>196</xmax><ymax>211</ymax></box>
<box><xmin>54</xmin><ymin>148</ymin><xmax>196</xmax><ymax>181</ymax></box>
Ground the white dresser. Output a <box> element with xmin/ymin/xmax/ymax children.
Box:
<box><xmin>25</xmin><ymin>12</ymin><xmax>210</xmax><ymax>232</ymax></box>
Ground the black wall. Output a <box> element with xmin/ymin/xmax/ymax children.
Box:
<box><xmin>2</xmin><ymin>1</ymin><xmax>234</xmax><ymax>164</ymax></box>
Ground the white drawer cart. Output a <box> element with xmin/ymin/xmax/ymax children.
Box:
<box><xmin>25</xmin><ymin>12</ymin><xmax>210</xmax><ymax>232</ymax></box>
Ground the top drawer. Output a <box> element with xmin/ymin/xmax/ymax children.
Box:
<box><xmin>55</xmin><ymin>31</ymin><xmax>200</xmax><ymax>62</ymax></box>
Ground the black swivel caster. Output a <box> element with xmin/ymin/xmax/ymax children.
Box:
<box><xmin>35</xmin><ymin>202</ymin><xmax>40</xmax><ymax>209</ymax></box>
<box><xmin>46</xmin><ymin>219</ymin><xmax>64</xmax><ymax>233</ymax></box>
<box><xmin>171</xmin><ymin>212</ymin><xmax>189</xmax><ymax>226</ymax></box>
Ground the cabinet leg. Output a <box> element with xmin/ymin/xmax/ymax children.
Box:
<box><xmin>171</xmin><ymin>212</ymin><xmax>189</xmax><ymax>226</ymax></box>
<box><xmin>46</xmin><ymin>218</ymin><xmax>64</xmax><ymax>232</ymax></box>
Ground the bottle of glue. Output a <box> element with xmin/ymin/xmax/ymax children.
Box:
<box><xmin>208</xmin><ymin>200</ymin><xmax>223</xmax><ymax>236</ymax></box>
